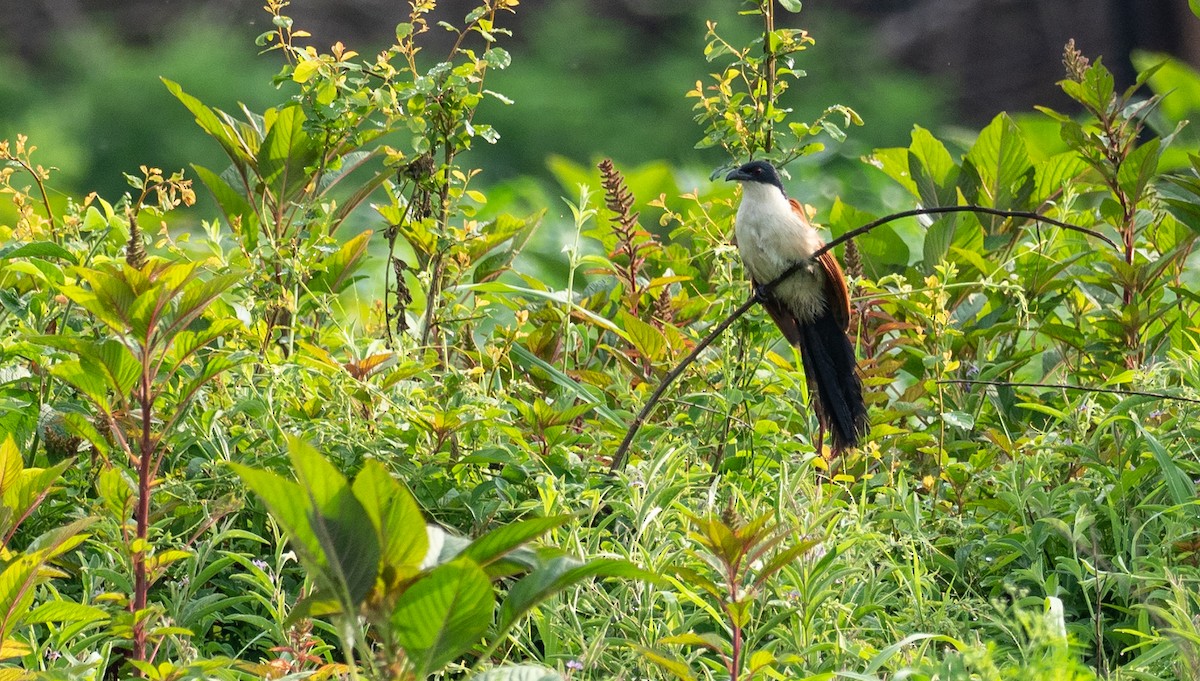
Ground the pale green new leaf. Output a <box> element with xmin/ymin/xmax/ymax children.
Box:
<box><xmin>0</xmin><ymin>438</ymin><xmax>21</xmax><ymax>499</ymax></box>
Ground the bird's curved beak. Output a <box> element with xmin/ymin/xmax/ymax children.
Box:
<box><xmin>725</xmin><ymin>168</ymin><xmax>748</xmax><ymax>182</ymax></box>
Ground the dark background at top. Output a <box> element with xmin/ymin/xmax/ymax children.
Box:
<box><xmin>1</xmin><ymin>0</ymin><xmax>1197</xmax><ymax>197</ymax></box>
<box><xmin>5</xmin><ymin>0</ymin><xmax>1196</xmax><ymax>124</ymax></box>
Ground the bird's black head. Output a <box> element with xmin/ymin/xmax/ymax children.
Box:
<box><xmin>725</xmin><ymin>160</ymin><xmax>784</xmax><ymax>192</ymax></box>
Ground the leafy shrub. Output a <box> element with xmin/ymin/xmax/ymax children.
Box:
<box><xmin>0</xmin><ymin>1</ymin><xmax>1197</xmax><ymax>680</ymax></box>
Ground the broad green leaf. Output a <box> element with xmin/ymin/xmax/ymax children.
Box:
<box><xmin>229</xmin><ymin>464</ymin><xmax>321</xmax><ymax>568</ymax></box>
<box><xmin>620</xmin><ymin>311</ymin><xmax>667</xmax><ymax>363</ymax></box>
<box><xmin>3</xmin><ymin>459</ymin><xmax>72</xmax><ymax>530</ymax></box>
<box><xmin>965</xmin><ymin>113</ymin><xmax>1033</xmax><ymax>214</ymax></box>
<box><xmin>287</xmin><ymin>437</ymin><xmax>381</xmax><ymax>606</ymax></box>
<box><xmin>827</xmin><ymin>198</ymin><xmax>908</xmax><ymax>273</ymax></box>
<box><xmin>292</xmin><ymin>58</ymin><xmax>321</xmax><ymax>83</ymax></box>
<box><xmin>0</xmin><ymin>519</ymin><xmax>91</xmax><ymax>640</ymax></box>
<box><xmin>60</xmin><ymin>273</ymin><xmax>134</xmax><ymax>334</ymax></box>
<box><xmin>22</xmin><ymin>600</ymin><xmax>108</xmax><ymax>626</ymax></box>
<box><xmin>96</xmin><ymin>467</ymin><xmax>135</xmax><ymax>521</ymax></box>
<box><xmin>1034</xmin><ymin>151</ymin><xmax>1089</xmax><ymax>202</ymax></box>
<box><xmin>0</xmin><ymin>639</ymin><xmax>31</xmax><ymax>661</ymax></box>
<box><xmin>192</xmin><ymin>164</ymin><xmax>259</xmax><ymax>250</ymax></box>
<box><xmin>258</xmin><ymin>103</ymin><xmax>320</xmax><ymax>200</ymax></box>
<box><xmin>868</xmin><ymin>147</ymin><xmax>918</xmax><ymax>197</ymax></box>
<box><xmin>49</xmin><ymin>360</ymin><xmax>113</xmax><ymax>413</ymax></box>
<box><xmin>1116</xmin><ymin>138</ymin><xmax>1161</xmax><ymax>204</ymax></box>
<box><xmin>162</xmin><ymin>78</ymin><xmax>250</xmax><ymax>170</ymax></box>
<box><xmin>461</xmin><ymin>515</ymin><xmax>572</xmax><ymax>567</ymax></box>
<box><xmin>351</xmin><ymin>460</ymin><xmax>428</xmax><ymax>577</ymax></box>
<box><xmin>778</xmin><ymin>0</ymin><xmax>802</xmax><ymax>11</ymax></box>
<box><xmin>922</xmin><ymin>217</ymin><xmax>957</xmax><ymax>269</ymax></box>
<box><xmin>908</xmin><ymin>125</ymin><xmax>957</xmax><ymax>204</ymax></box>
<box><xmin>170</xmin><ymin>271</ymin><xmax>243</xmax><ymax>335</ymax></box>
<box><xmin>393</xmin><ymin>557</ymin><xmax>494</xmax><ymax>676</ymax></box>
<box><xmin>497</xmin><ymin>557</ymin><xmax>655</xmax><ymax>632</ymax></box>
<box><xmin>0</xmin><ymin>242</ymin><xmax>76</xmax><ymax>264</ymax></box>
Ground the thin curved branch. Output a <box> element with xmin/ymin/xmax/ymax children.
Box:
<box><xmin>939</xmin><ymin>379</ymin><xmax>1200</xmax><ymax>405</ymax></box>
<box><xmin>607</xmin><ymin>205</ymin><xmax>1113</xmax><ymax>472</ymax></box>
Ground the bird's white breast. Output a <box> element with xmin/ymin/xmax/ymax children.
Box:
<box><xmin>734</xmin><ymin>182</ymin><xmax>826</xmax><ymax>319</ymax></box>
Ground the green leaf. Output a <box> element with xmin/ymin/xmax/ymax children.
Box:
<box><xmin>965</xmin><ymin>113</ymin><xmax>1033</xmax><ymax>214</ymax></box>
<box><xmin>393</xmin><ymin>557</ymin><xmax>494</xmax><ymax>677</ymax></box>
<box><xmin>351</xmin><ymin>460</ymin><xmax>428</xmax><ymax>577</ymax></box>
<box><xmin>291</xmin><ymin>58</ymin><xmax>321</xmax><ymax>84</ymax></box>
<box><xmin>192</xmin><ymin>164</ymin><xmax>259</xmax><ymax>250</ymax></box>
<box><xmin>162</xmin><ymin>78</ymin><xmax>250</xmax><ymax>171</ymax></box>
<box><xmin>497</xmin><ymin>557</ymin><xmax>655</xmax><ymax>633</ymax></box>
<box><xmin>631</xmin><ymin>645</ymin><xmax>696</xmax><ymax>681</ymax></box>
<box><xmin>287</xmin><ymin>437</ymin><xmax>381</xmax><ymax>607</ymax></box>
<box><xmin>922</xmin><ymin>217</ymin><xmax>957</xmax><ymax>269</ymax></box>
<box><xmin>864</xmin><ymin>633</ymin><xmax>966</xmax><ymax>673</ymax></box>
<box><xmin>172</xmin><ymin>271</ymin><xmax>243</xmax><ymax>334</ymax></box>
<box><xmin>1034</xmin><ymin>152</ymin><xmax>1090</xmax><ymax>202</ymax></box>
<box><xmin>22</xmin><ymin>600</ymin><xmax>108</xmax><ymax>626</ymax></box>
<box><xmin>868</xmin><ymin>147</ymin><xmax>918</xmax><ymax>197</ymax></box>
<box><xmin>0</xmin><ymin>437</ymin><xmax>21</xmax><ymax>499</ymax></box>
<box><xmin>828</xmin><ymin>198</ymin><xmax>908</xmax><ymax>273</ymax></box>
<box><xmin>229</xmin><ymin>465</ymin><xmax>321</xmax><ymax>572</ymax></box>
<box><xmin>1116</xmin><ymin>138</ymin><xmax>1161</xmax><ymax>204</ymax></box>
<box><xmin>1135</xmin><ymin>422</ymin><xmax>1196</xmax><ymax>510</ymax></box>
<box><xmin>308</xmin><ymin>230</ymin><xmax>373</xmax><ymax>295</ymax></box>
<box><xmin>258</xmin><ymin>104</ymin><xmax>320</xmax><ymax>201</ymax></box>
<box><xmin>95</xmin><ymin>467</ymin><xmax>135</xmax><ymax>521</ymax></box>
<box><xmin>778</xmin><ymin>0</ymin><xmax>802</xmax><ymax>12</ymax></box>
<box><xmin>0</xmin><ymin>519</ymin><xmax>91</xmax><ymax>640</ymax></box>
<box><xmin>508</xmin><ymin>345</ymin><xmax>623</xmax><ymax>427</ymax></box>
<box><xmin>619</xmin><ymin>311</ymin><xmax>667</xmax><ymax>363</ymax></box>
<box><xmin>48</xmin><ymin>360</ymin><xmax>114</xmax><ymax>413</ymax></box>
<box><xmin>461</xmin><ymin>515</ymin><xmax>572</xmax><ymax>568</ymax></box>
<box><xmin>909</xmin><ymin>126</ymin><xmax>956</xmax><ymax>193</ymax></box>
<box><xmin>0</xmin><ymin>242</ymin><xmax>77</xmax><ymax>264</ymax></box>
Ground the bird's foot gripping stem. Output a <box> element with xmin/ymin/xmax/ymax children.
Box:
<box><xmin>752</xmin><ymin>282</ymin><xmax>773</xmax><ymax>305</ymax></box>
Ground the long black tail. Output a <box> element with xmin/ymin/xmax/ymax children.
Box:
<box><xmin>796</xmin><ymin>308</ymin><xmax>867</xmax><ymax>452</ymax></box>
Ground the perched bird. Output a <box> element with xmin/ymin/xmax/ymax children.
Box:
<box><xmin>726</xmin><ymin>160</ymin><xmax>867</xmax><ymax>453</ymax></box>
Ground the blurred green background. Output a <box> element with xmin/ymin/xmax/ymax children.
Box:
<box><xmin>1</xmin><ymin>0</ymin><xmax>1196</xmax><ymax>216</ymax></box>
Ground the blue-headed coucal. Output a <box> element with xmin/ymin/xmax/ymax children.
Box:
<box><xmin>726</xmin><ymin>159</ymin><xmax>867</xmax><ymax>453</ymax></box>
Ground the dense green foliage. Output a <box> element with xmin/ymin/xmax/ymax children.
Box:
<box><xmin>1</xmin><ymin>1</ymin><xmax>1199</xmax><ymax>679</ymax></box>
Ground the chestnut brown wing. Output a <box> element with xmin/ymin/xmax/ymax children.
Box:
<box><xmin>788</xmin><ymin>198</ymin><xmax>851</xmax><ymax>331</ymax></box>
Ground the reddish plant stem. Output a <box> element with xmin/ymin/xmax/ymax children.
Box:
<box><xmin>131</xmin><ymin>364</ymin><xmax>157</xmax><ymax>670</ymax></box>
